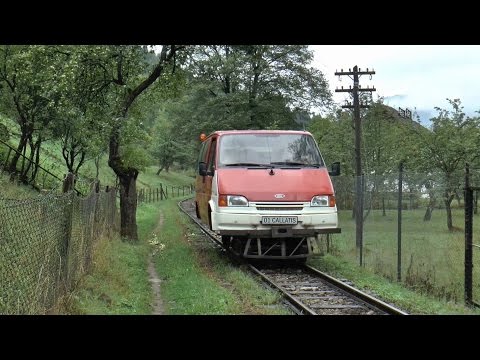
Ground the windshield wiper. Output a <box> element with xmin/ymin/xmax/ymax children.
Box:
<box><xmin>270</xmin><ymin>161</ymin><xmax>321</xmax><ymax>168</ymax></box>
<box><xmin>224</xmin><ymin>163</ymin><xmax>274</xmax><ymax>168</ymax></box>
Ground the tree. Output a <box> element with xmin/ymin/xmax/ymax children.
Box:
<box><xmin>309</xmin><ymin>109</ymin><xmax>355</xmax><ymax>212</ymax></box>
<box><xmin>309</xmin><ymin>101</ymin><xmax>424</xmax><ymax>218</ymax></box>
<box><xmin>361</xmin><ymin>100</ymin><xmax>414</xmax><ymax>218</ymax></box>
<box><xmin>52</xmin><ymin>60</ymin><xmax>113</xmax><ymax>178</ymax></box>
<box><xmin>180</xmin><ymin>45</ymin><xmax>332</xmax><ymax>134</ymax></box>
<box><xmin>413</xmin><ymin>99</ymin><xmax>480</xmax><ymax>230</ymax></box>
<box><xmin>0</xmin><ymin>45</ymin><xmax>68</xmax><ymax>185</ymax></box>
<box><xmin>149</xmin><ymin>109</ymin><xmax>192</xmax><ymax>174</ymax></box>
<box><xmin>75</xmin><ymin>45</ymin><xmax>187</xmax><ymax>241</ymax></box>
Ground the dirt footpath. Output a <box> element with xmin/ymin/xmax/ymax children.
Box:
<box><xmin>147</xmin><ymin>212</ymin><xmax>165</xmax><ymax>315</ymax></box>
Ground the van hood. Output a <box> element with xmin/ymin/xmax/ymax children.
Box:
<box><xmin>216</xmin><ymin>167</ymin><xmax>334</xmax><ymax>202</ymax></box>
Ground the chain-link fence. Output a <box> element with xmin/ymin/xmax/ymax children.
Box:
<box><xmin>329</xmin><ymin>168</ymin><xmax>480</xmax><ymax>305</ymax></box>
<box><xmin>0</xmin><ymin>186</ymin><xmax>118</xmax><ymax>314</ymax></box>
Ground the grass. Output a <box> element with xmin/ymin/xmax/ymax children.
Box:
<box><xmin>3</xmin><ymin>128</ymin><xmax>479</xmax><ymax>315</ymax></box>
<box><xmin>309</xmin><ymin>253</ymin><xmax>480</xmax><ymax>315</ymax></box>
<box><xmin>63</xmin><ymin>196</ymin><xmax>291</xmax><ymax>315</ymax></box>
<box><xmin>0</xmin><ymin>171</ymin><xmax>40</xmax><ymax>199</ymax></box>
<box><xmin>60</xmin><ymin>203</ymin><xmax>158</xmax><ymax>315</ymax></box>
<box><xmin>137</xmin><ymin>166</ymin><xmax>195</xmax><ymax>189</ymax></box>
<box><xmin>3</xmin><ymin>114</ymin><xmax>287</xmax><ymax>315</ymax></box>
<box><xmin>310</xmin><ymin>206</ymin><xmax>480</xmax><ymax>312</ymax></box>
<box><xmin>60</xmin><ymin>233</ymin><xmax>152</xmax><ymax>314</ymax></box>
<box><xmin>153</xmin><ymin>197</ymin><xmax>291</xmax><ymax>315</ymax></box>
<box><xmin>4</xmin><ymin>154</ymin><xmax>479</xmax><ymax>314</ymax></box>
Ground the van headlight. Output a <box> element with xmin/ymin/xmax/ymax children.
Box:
<box><xmin>219</xmin><ymin>195</ymin><xmax>249</xmax><ymax>207</ymax></box>
<box><xmin>311</xmin><ymin>195</ymin><xmax>335</xmax><ymax>207</ymax></box>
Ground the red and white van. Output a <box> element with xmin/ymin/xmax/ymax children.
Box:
<box><xmin>195</xmin><ymin>130</ymin><xmax>341</xmax><ymax>260</ymax></box>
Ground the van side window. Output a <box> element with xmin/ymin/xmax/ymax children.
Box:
<box><xmin>198</xmin><ymin>139</ymin><xmax>209</xmax><ymax>164</ymax></box>
<box><xmin>207</xmin><ymin>139</ymin><xmax>217</xmax><ymax>174</ymax></box>
<box><xmin>197</xmin><ymin>139</ymin><xmax>210</xmax><ymax>175</ymax></box>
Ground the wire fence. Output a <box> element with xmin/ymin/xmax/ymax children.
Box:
<box><xmin>0</xmin><ymin>139</ymin><xmax>84</xmax><ymax>195</ymax></box>
<box><xmin>328</xmin><ymin>167</ymin><xmax>480</xmax><ymax>305</ymax></box>
<box><xmin>137</xmin><ymin>184</ymin><xmax>195</xmax><ymax>203</ymax></box>
<box><xmin>0</xmin><ymin>185</ymin><xmax>118</xmax><ymax>314</ymax></box>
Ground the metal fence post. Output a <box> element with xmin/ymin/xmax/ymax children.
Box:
<box><xmin>61</xmin><ymin>191</ymin><xmax>75</xmax><ymax>291</ymax></box>
<box><xmin>397</xmin><ymin>162</ymin><xmax>403</xmax><ymax>282</ymax></box>
<box><xmin>465</xmin><ymin>163</ymin><xmax>473</xmax><ymax>307</ymax></box>
<box><xmin>355</xmin><ymin>174</ymin><xmax>364</xmax><ymax>267</ymax></box>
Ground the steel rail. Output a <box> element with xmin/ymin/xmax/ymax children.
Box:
<box><xmin>304</xmin><ymin>265</ymin><xmax>408</xmax><ymax>315</ymax></box>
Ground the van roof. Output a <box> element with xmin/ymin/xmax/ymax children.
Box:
<box><xmin>208</xmin><ymin>130</ymin><xmax>312</xmax><ymax>138</ymax></box>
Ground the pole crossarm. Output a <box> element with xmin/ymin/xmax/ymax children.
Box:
<box><xmin>335</xmin><ymin>88</ymin><xmax>376</xmax><ymax>92</ymax></box>
<box><xmin>341</xmin><ymin>104</ymin><xmax>370</xmax><ymax>109</ymax></box>
<box><xmin>334</xmin><ymin>71</ymin><xmax>376</xmax><ymax>76</ymax></box>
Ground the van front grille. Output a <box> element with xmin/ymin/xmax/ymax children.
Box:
<box><xmin>256</xmin><ymin>207</ymin><xmax>303</xmax><ymax>211</ymax></box>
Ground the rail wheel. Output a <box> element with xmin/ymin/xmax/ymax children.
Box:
<box><xmin>222</xmin><ymin>235</ymin><xmax>232</xmax><ymax>248</ymax></box>
<box><xmin>195</xmin><ymin>202</ymin><xmax>201</xmax><ymax>219</ymax></box>
<box><xmin>208</xmin><ymin>207</ymin><xmax>213</xmax><ymax>231</ymax></box>
<box><xmin>231</xmin><ymin>236</ymin><xmax>244</xmax><ymax>255</ymax></box>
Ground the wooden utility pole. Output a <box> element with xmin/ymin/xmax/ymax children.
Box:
<box><xmin>335</xmin><ymin>66</ymin><xmax>376</xmax><ymax>266</ymax></box>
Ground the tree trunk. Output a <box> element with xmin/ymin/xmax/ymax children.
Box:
<box><xmin>94</xmin><ymin>156</ymin><xmax>100</xmax><ymax>180</ymax></box>
<box><xmin>21</xmin><ymin>137</ymin><xmax>36</xmax><ymax>183</ymax></box>
<box><xmin>74</xmin><ymin>150</ymin><xmax>86</xmax><ymax>175</ymax></box>
<box><xmin>423</xmin><ymin>206</ymin><xmax>433</xmax><ymax>221</ymax></box>
<box><xmin>63</xmin><ymin>172</ymin><xmax>75</xmax><ymax>193</ymax></box>
<box><xmin>445</xmin><ymin>201</ymin><xmax>453</xmax><ymax>230</ymax></box>
<box><xmin>445</xmin><ymin>193</ymin><xmax>454</xmax><ymax>231</ymax></box>
<box><xmin>29</xmin><ymin>136</ymin><xmax>42</xmax><ymax>184</ymax></box>
<box><xmin>109</xmin><ymin>127</ymin><xmax>139</xmax><ymax>242</ymax></box>
<box><xmin>423</xmin><ymin>192</ymin><xmax>436</xmax><ymax>221</ymax></box>
<box><xmin>248</xmin><ymin>51</ymin><xmax>261</xmax><ymax>128</ymax></box>
<box><xmin>119</xmin><ymin>172</ymin><xmax>138</xmax><ymax>241</ymax></box>
<box><xmin>9</xmin><ymin>134</ymin><xmax>28</xmax><ymax>174</ymax></box>
<box><xmin>382</xmin><ymin>197</ymin><xmax>386</xmax><ymax>216</ymax></box>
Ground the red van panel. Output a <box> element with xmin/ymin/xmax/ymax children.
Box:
<box><xmin>216</xmin><ymin>167</ymin><xmax>333</xmax><ymax>202</ymax></box>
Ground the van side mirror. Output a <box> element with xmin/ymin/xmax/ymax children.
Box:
<box><xmin>329</xmin><ymin>162</ymin><xmax>340</xmax><ymax>176</ymax></box>
<box><xmin>199</xmin><ymin>162</ymin><xmax>207</xmax><ymax>176</ymax></box>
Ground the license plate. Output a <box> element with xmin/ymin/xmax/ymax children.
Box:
<box><xmin>261</xmin><ymin>216</ymin><xmax>298</xmax><ymax>225</ymax></box>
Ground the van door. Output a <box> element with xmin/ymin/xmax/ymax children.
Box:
<box><xmin>195</xmin><ymin>138</ymin><xmax>209</xmax><ymax>219</ymax></box>
<box><xmin>200</xmin><ymin>137</ymin><xmax>217</xmax><ymax>226</ymax></box>
<box><xmin>195</xmin><ymin>137</ymin><xmax>217</xmax><ymax>224</ymax></box>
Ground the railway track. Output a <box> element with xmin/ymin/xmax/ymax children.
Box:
<box><xmin>248</xmin><ymin>264</ymin><xmax>406</xmax><ymax>315</ymax></box>
<box><xmin>179</xmin><ymin>198</ymin><xmax>407</xmax><ymax>315</ymax></box>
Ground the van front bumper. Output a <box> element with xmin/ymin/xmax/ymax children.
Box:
<box><xmin>211</xmin><ymin>211</ymin><xmax>340</xmax><ymax>237</ymax></box>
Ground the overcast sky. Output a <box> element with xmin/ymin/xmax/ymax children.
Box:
<box><xmin>310</xmin><ymin>45</ymin><xmax>480</xmax><ymax>125</ymax></box>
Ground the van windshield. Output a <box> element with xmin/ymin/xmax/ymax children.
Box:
<box><xmin>218</xmin><ymin>133</ymin><xmax>324</xmax><ymax>168</ymax></box>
